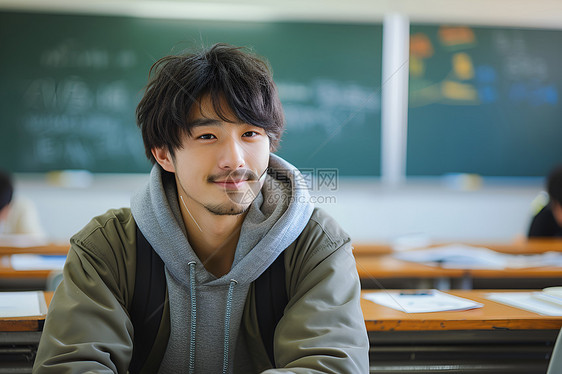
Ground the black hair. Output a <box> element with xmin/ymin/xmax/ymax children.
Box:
<box><xmin>0</xmin><ymin>171</ymin><xmax>14</xmax><ymax>210</ymax></box>
<box><xmin>136</xmin><ymin>43</ymin><xmax>285</xmax><ymax>164</ymax></box>
<box><xmin>547</xmin><ymin>165</ymin><xmax>562</xmax><ymax>205</ymax></box>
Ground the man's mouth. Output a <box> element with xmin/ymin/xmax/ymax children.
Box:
<box><xmin>213</xmin><ymin>179</ymin><xmax>249</xmax><ymax>190</ymax></box>
<box><xmin>210</xmin><ymin>169</ymin><xmax>260</xmax><ymax>191</ymax></box>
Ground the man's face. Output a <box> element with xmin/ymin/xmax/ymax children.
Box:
<box><xmin>154</xmin><ymin>95</ymin><xmax>270</xmax><ymax>216</ymax></box>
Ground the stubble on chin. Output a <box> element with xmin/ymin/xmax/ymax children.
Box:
<box><xmin>205</xmin><ymin>183</ymin><xmax>261</xmax><ymax>215</ymax></box>
<box><xmin>204</xmin><ymin>201</ymin><xmax>250</xmax><ymax>216</ymax></box>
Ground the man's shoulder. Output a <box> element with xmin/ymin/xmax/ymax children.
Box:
<box><xmin>306</xmin><ymin>207</ymin><xmax>350</xmax><ymax>245</ymax></box>
<box><xmin>71</xmin><ymin>207</ymin><xmax>135</xmax><ymax>253</ymax></box>
<box><xmin>289</xmin><ymin>208</ymin><xmax>351</xmax><ymax>261</ymax></box>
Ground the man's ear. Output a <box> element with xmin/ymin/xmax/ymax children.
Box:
<box><xmin>152</xmin><ymin>147</ymin><xmax>176</xmax><ymax>173</ymax></box>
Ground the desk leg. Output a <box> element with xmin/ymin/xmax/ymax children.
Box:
<box><xmin>461</xmin><ymin>272</ymin><xmax>473</xmax><ymax>290</ymax></box>
<box><xmin>434</xmin><ymin>277</ymin><xmax>450</xmax><ymax>290</ymax></box>
<box><xmin>417</xmin><ymin>279</ymin><xmax>433</xmax><ymax>289</ymax></box>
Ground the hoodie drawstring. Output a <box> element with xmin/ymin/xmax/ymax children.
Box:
<box><xmin>188</xmin><ymin>261</ymin><xmax>197</xmax><ymax>374</ymax></box>
<box><xmin>187</xmin><ymin>262</ymin><xmax>237</xmax><ymax>374</ymax></box>
<box><xmin>222</xmin><ymin>279</ymin><xmax>237</xmax><ymax>374</ymax></box>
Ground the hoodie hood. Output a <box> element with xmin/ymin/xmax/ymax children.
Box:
<box><xmin>130</xmin><ymin>153</ymin><xmax>314</xmax><ymax>373</ymax></box>
<box><xmin>131</xmin><ymin>153</ymin><xmax>313</xmax><ymax>285</ymax></box>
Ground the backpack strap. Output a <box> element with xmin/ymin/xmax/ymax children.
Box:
<box><xmin>255</xmin><ymin>251</ymin><xmax>288</xmax><ymax>367</ymax></box>
<box><xmin>128</xmin><ymin>225</ymin><xmax>167</xmax><ymax>374</ymax></box>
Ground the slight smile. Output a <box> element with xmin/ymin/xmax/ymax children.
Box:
<box><xmin>213</xmin><ymin>180</ymin><xmax>249</xmax><ymax>190</ymax></box>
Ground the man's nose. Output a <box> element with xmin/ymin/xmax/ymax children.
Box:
<box><xmin>218</xmin><ymin>137</ymin><xmax>246</xmax><ymax>170</ymax></box>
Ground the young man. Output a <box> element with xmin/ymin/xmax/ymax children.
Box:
<box><xmin>33</xmin><ymin>44</ymin><xmax>369</xmax><ymax>373</ymax></box>
<box><xmin>528</xmin><ymin>165</ymin><xmax>562</xmax><ymax>237</ymax></box>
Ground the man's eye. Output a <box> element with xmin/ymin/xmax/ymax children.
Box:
<box><xmin>198</xmin><ymin>134</ymin><xmax>216</xmax><ymax>140</ymax></box>
<box><xmin>242</xmin><ymin>131</ymin><xmax>258</xmax><ymax>137</ymax></box>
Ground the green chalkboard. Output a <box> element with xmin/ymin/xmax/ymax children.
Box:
<box><xmin>0</xmin><ymin>11</ymin><xmax>382</xmax><ymax>176</ymax></box>
<box><xmin>407</xmin><ymin>25</ymin><xmax>562</xmax><ymax>177</ymax></box>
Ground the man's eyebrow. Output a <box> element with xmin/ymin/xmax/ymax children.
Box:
<box><xmin>188</xmin><ymin>118</ymin><xmax>223</xmax><ymax>128</ymax></box>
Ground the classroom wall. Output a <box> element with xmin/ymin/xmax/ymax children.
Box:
<box><xmin>15</xmin><ymin>174</ymin><xmax>542</xmax><ymax>243</ymax></box>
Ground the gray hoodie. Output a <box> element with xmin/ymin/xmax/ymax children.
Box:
<box><xmin>130</xmin><ymin>154</ymin><xmax>314</xmax><ymax>373</ymax></box>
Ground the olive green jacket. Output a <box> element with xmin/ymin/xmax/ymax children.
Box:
<box><xmin>33</xmin><ymin>208</ymin><xmax>369</xmax><ymax>373</ymax></box>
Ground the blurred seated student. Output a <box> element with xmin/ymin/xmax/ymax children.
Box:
<box><xmin>528</xmin><ymin>165</ymin><xmax>562</xmax><ymax>238</ymax></box>
<box><xmin>0</xmin><ymin>170</ymin><xmax>45</xmax><ymax>238</ymax></box>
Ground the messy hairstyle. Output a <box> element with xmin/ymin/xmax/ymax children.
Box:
<box><xmin>547</xmin><ymin>165</ymin><xmax>562</xmax><ymax>204</ymax></box>
<box><xmin>136</xmin><ymin>43</ymin><xmax>285</xmax><ymax>163</ymax></box>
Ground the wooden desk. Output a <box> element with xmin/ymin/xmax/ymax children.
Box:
<box><xmin>361</xmin><ymin>290</ymin><xmax>562</xmax><ymax>331</ymax></box>
<box><xmin>0</xmin><ymin>257</ymin><xmax>57</xmax><ymax>280</ymax></box>
<box><xmin>0</xmin><ymin>256</ymin><xmax>63</xmax><ymax>294</ymax></box>
<box><xmin>356</xmin><ymin>254</ymin><xmax>562</xmax><ymax>290</ymax></box>
<box><xmin>0</xmin><ymin>291</ymin><xmax>51</xmax><ymax>373</ymax></box>
<box><xmin>485</xmin><ymin>238</ymin><xmax>562</xmax><ymax>254</ymax></box>
<box><xmin>0</xmin><ymin>243</ymin><xmax>69</xmax><ymax>256</ymax></box>
<box><xmin>2</xmin><ymin>290</ymin><xmax>560</xmax><ymax>373</ymax></box>
<box><xmin>0</xmin><ymin>245</ymin><xmax>68</xmax><ymax>290</ymax></box>
<box><xmin>356</xmin><ymin>255</ymin><xmax>562</xmax><ymax>280</ymax></box>
<box><xmin>353</xmin><ymin>238</ymin><xmax>562</xmax><ymax>256</ymax></box>
<box><xmin>357</xmin><ymin>256</ymin><xmax>466</xmax><ymax>279</ymax></box>
<box><xmin>0</xmin><ymin>292</ymin><xmax>51</xmax><ymax>332</ymax></box>
<box><xmin>362</xmin><ymin>290</ymin><xmax>561</xmax><ymax>373</ymax></box>
<box><xmin>353</xmin><ymin>243</ymin><xmax>394</xmax><ymax>256</ymax></box>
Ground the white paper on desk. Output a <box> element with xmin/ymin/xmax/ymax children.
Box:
<box><xmin>486</xmin><ymin>292</ymin><xmax>562</xmax><ymax>316</ymax></box>
<box><xmin>10</xmin><ymin>254</ymin><xmax>66</xmax><ymax>270</ymax></box>
<box><xmin>0</xmin><ymin>291</ymin><xmax>46</xmax><ymax>317</ymax></box>
<box><xmin>393</xmin><ymin>244</ymin><xmax>562</xmax><ymax>269</ymax></box>
<box><xmin>363</xmin><ymin>290</ymin><xmax>483</xmax><ymax>313</ymax></box>
<box><xmin>393</xmin><ymin>244</ymin><xmax>508</xmax><ymax>269</ymax></box>
<box><xmin>505</xmin><ymin>251</ymin><xmax>562</xmax><ymax>268</ymax></box>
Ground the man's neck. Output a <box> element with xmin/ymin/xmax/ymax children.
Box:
<box><xmin>178</xmin><ymin>195</ymin><xmax>246</xmax><ymax>277</ymax></box>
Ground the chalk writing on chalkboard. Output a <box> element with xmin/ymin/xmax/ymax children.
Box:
<box><xmin>278</xmin><ymin>80</ymin><xmax>379</xmax><ymax>132</ymax></box>
<box><xmin>409</xmin><ymin>26</ymin><xmax>558</xmax><ymax>108</ymax></box>
<box><xmin>23</xmin><ymin>78</ymin><xmax>131</xmax><ymax>113</ymax></box>
<box><xmin>406</xmin><ymin>24</ymin><xmax>562</xmax><ymax>177</ymax></box>
<box><xmin>19</xmin><ymin>75</ymin><xmax>143</xmax><ymax>171</ymax></box>
<box><xmin>40</xmin><ymin>39</ymin><xmax>138</xmax><ymax>70</ymax></box>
